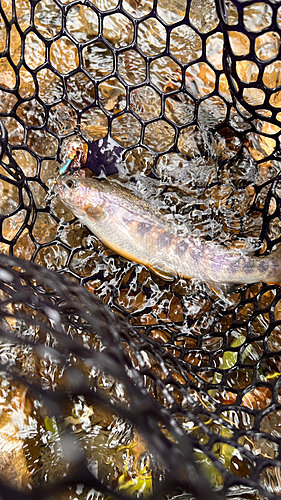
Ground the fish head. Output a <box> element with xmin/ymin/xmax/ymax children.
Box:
<box><xmin>57</xmin><ymin>174</ymin><xmax>101</xmax><ymax>219</ymax></box>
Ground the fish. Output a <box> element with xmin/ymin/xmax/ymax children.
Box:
<box><xmin>57</xmin><ymin>174</ymin><xmax>281</xmax><ymax>294</ymax></box>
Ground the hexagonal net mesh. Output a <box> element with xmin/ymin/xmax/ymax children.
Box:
<box><xmin>1</xmin><ymin>0</ymin><xmax>281</xmax><ymax>499</ymax></box>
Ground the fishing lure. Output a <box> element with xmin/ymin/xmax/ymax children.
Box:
<box><xmin>59</xmin><ymin>140</ymin><xmax>87</xmax><ymax>176</ymax></box>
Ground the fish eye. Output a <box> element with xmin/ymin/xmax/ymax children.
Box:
<box><xmin>66</xmin><ymin>179</ymin><xmax>77</xmax><ymax>189</ymax></box>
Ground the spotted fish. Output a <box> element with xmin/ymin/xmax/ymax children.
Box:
<box><xmin>57</xmin><ymin>174</ymin><xmax>280</xmax><ymax>292</ymax></box>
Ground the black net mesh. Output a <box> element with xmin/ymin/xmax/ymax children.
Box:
<box><xmin>1</xmin><ymin>0</ymin><xmax>281</xmax><ymax>499</ymax></box>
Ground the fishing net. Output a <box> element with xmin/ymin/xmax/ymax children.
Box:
<box><xmin>1</xmin><ymin>0</ymin><xmax>281</xmax><ymax>498</ymax></box>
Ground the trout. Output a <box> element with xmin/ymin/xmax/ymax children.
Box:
<box><xmin>57</xmin><ymin>174</ymin><xmax>280</xmax><ymax>292</ymax></box>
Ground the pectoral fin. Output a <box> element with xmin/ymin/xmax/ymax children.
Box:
<box><xmin>84</xmin><ymin>203</ymin><xmax>104</xmax><ymax>222</ymax></box>
<box><xmin>147</xmin><ymin>263</ymin><xmax>175</xmax><ymax>281</ymax></box>
<box><xmin>207</xmin><ymin>281</ymin><xmax>241</xmax><ymax>307</ymax></box>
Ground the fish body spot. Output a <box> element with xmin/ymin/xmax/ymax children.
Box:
<box><xmin>175</xmin><ymin>240</ymin><xmax>189</xmax><ymax>257</ymax></box>
<box><xmin>243</xmin><ymin>260</ymin><xmax>254</xmax><ymax>274</ymax></box>
<box><xmin>137</xmin><ymin>221</ymin><xmax>154</xmax><ymax>236</ymax></box>
<box><xmin>210</xmin><ymin>252</ymin><xmax>226</xmax><ymax>273</ymax></box>
<box><xmin>191</xmin><ymin>246</ymin><xmax>204</xmax><ymax>263</ymax></box>
<box><xmin>157</xmin><ymin>231</ymin><xmax>174</xmax><ymax>249</ymax></box>
<box><xmin>229</xmin><ymin>258</ymin><xmax>241</xmax><ymax>274</ymax></box>
<box><xmin>258</xmin><ymin>259</ymin><xmax>268</xmax><ymax>274</ymax></box>
<box><xmin>122</xmin><ymin>213</ymin><xmax>135</xmax><ymax>226</ymax></box>
<box><xmin>84</xmin><ymin>203</ymin><xmax>104</xmax><ymax>221</ymax></box>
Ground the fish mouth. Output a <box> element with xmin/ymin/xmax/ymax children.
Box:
<box><xmin>55</xmin><ymin>177</ymin><xmax>66</xmax><ymax>197</ymax></box>
<box><xmin>45</xmin><ymin>178</ymin><xmax>60</xmax><ymax>203</ymax></box>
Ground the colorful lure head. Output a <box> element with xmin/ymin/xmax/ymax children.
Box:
<box><xmin>59</xmin><ymin>139</ymin><xmax>87</xmax><ymax>176</ymax></box>
<box><xmin>59</xmin><ymin>157</ymin><xmax>72</xmax><ymax>176</ymax></box>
